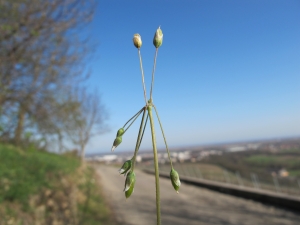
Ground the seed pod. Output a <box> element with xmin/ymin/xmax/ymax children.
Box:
<box><xmin>111</xmin><ymin>136</ymin><xmax>122</xmax><ymax>151</ymax></box>
<box><xmin>116</xmin><ymin>128</ymin><xmax>125</xmax><ymax>137</ymax></box>
<box><xmin>133</xmin><ymin>33</ymin><xmax>142</xmax><ymax>49</ymax></box>
<box><xmin>119</xmin><ymin>159</ymin><xmax>132</xmax><ymax>175</ymax></box>
<box><xmin>170</xmin><ymin>168</ymin><xmax>181</xmax><ymax>193</ymax></box>
<box><xmin>153</xmin><ymin>26</ymin><xmax>163</xmax><ymax>48</ymax></box>
<box><xmin>125</xmin><ymin>175</ymin><xmax>136</xmax><ymax>199</ymax></box>
<box><xmin>124</xmin><ymin>171</ymin><xmax>135</xmax><ymax>194</ymax></box>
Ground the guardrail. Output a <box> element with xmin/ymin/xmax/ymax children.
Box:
<box><xmin>143</xmin><ymin>169</ymin><xmax>300</xmax><ymax>212</ymax></box>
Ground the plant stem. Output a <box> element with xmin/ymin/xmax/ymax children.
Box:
<box><xmin>153</xmin><ymin>105</ymin><xmax>173</xmax><ymax>168</ymax></box>
<box><xmin>123</xmin><ymin>107</ymin><xmax>144</xmax><ymax>133</ymax></box>
<box><xmin>123</xmin><ymin>107</ymin><xmax>144</xmax><ymax>128</ymax></box>
<box><xmin>138</xmin><ymin>49</ymin><xmax>148</xmax><ymax>104</ymax></box>
<box><xmin>137</xmin><ymin>113</ymin><xmax>148</xmax><ymax>150</ymax></box>
<box><xmin>150</xmin><ymin>48</ymin><xmax>158</xmax><ymax>101</ymax></box>
<box><xmin>132</xmin><ymin>107</ymin><xmax>146</xmax><ymax>171</ymax></box>
<box><xmin>147</xmin><ymin>104</ymin><xmax>161</xmax><ymax>225</ymax></box>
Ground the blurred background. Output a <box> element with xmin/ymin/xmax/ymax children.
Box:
<box><xmin>0</xmin><ymin>0</ymin><xmax>299</xmax><ymax>224</ymax></box>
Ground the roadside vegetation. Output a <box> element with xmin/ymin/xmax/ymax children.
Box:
<box><xmin>0</xmin><ymin>144</ymin><xmax>115</xmax><ymax>225</ymax></box>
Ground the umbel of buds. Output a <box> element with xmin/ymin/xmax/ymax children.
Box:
<box><xmin>153</xmin><ymin>26</ymin><xmax>163</xmax><ymax>48</ymax></box>
<box><xmin>133</xmin><ymin>33</ymin><xmax>142</xmax><ymax>49</ymax></box>
<box><xmin>111</xmin><ymin>128</ymin><xmax>125</xmax><ymax>151</ymax></box>
<box><xmin>124</xmin><ymin>171</ymin><xmax>136</xmax><ymax>198</ymax></box>
<box><xmin>170</xmin><ymin>168</ymin><xmax>181</xmax><ymax>193</ymax></box>
<box><xmin>119</xmin><ymin>159</ymin><xmax>132</xmax><ymax>175</ymax></box>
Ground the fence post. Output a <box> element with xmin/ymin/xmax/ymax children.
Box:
<box><xmin>251</xmin><ymin>173</ymin><xmax>258</xmax><ymax>189</ymax></box>
<box><xmin>273</xmin><ymin>176</ymin><xmax>281</xmax><ymax>193</ymax></box>
<box><xmin>197</xmin><ymin>167</ymin><xmax>203</xmax><ymax>179</ymax></box>
<box><xmin>191</xmin><ymin>165</ymin><xmax>198</xmax><ymax>178</ymax></box>
<box><xmin>235</xmin><ymin>171</ymin><xmax>244</xmax><ymax>187</ymax></box>
<box><xmin>180</xmin><ymin>163</ymin><xmax>186</xmax><ymax>176</ymax></box>
<box><xmin>223</xmin><ymin>170</ymin><xmax>231</xmax><ymax>184</ymax></box>
<box><xmin>254</xmin><ymin>174</ymin><xmax>261</xmax><ymax>189</ymax></box>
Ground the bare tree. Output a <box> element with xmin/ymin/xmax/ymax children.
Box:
<box><xmin>66</xmin><ymin>90</ymin><xmax>108</xmax><ymax>159</ymax></box>
<box><xmin>0</xmin><ymin>0</ymin><xmax>107</xmax><ymax>151</ymax></box>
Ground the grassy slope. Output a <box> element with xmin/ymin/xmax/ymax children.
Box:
<box><xmin>0</xmin><ymin>144</ymin><xmax>115</xmax><ymax>225</ymax></box>
<box><xmin>205</xmin><ymin>148</ymin><xmax>300</xmax><ymax>179</ymax></box>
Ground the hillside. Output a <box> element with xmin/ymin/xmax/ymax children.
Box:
<box><xmin>0</xmin><ymin>144</ymin><xmax>115</xmax><ymax>225</ymax></box>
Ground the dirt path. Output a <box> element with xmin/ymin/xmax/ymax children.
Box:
<box><xmin>96</xmin><ymin>165</ymin><xmax>300</xmax><ymax>225</ymax></box>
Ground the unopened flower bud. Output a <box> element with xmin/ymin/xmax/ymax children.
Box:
<box><xmin>153</xmin><ymin>26</ymin><xmax>163</xmax><ymax>48</ymax></box>
<box><xmin>170</xmin><ymin>168</ymin><xmax>181</xmax><ymax>193</ymax></box>
<box><xmin>133</xmin><ymin>33</ymin><xmax>142</xmax><ymax>49</ymax></box>
<box><xmin>125</xmin><ymin>180</ymin><xmax>135</xmax><ymax>199</ymax></box>
<box><xmin>116</xmin><ymin>128</ymin><xmax>125</xmax><ymax>137</ymax></box>
<box><xmin>124</xmin><ymin>171</ymin><xmax>136</xmax><ymax>198</ymax></box>
<box><xmin>119</xmin><ymin>159</ymin><xmax>132</xmax><ymax>175</ymax></box>
<box><xmin>111</xmin><ymin>136</ymin><xmax>122</xmax><ymax>151</ymax></box>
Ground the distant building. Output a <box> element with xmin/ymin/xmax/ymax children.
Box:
<box><xmin>227</xmin><ymin>146</ymin><xmax>246</xmax><ymax>152</ymax></box>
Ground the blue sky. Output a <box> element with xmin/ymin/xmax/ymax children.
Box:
<box><xmin>85</xmin><ymin>0</ymin><xmax>300</xmax><ymax>154</ymax></box>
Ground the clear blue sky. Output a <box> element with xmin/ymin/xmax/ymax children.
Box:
<box><xmin>85</xmin><ymin>0</ymin><xmax>300</xmax><ymax>154</ymax></box>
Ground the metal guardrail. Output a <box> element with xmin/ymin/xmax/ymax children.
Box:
<box><xmin>143</xmin><ymin>169</ymin><xmax>300</xmax><ymax>212</ymax></box>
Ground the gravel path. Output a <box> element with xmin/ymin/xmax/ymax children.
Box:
<box><xmin>96</xmin><ymin>165</ymin><xmax>300</xmax><ymax>225</ymax></box>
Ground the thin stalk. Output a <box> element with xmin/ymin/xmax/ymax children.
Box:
<box><xmin>132</xmin><ymin>108</ymin><xmax>147</xmax><ymax>171</ymax></box>
<box><xmin>147</xmin><ymin>105</ymin><xmax>161</xmax><ymax>225</ymax></box>
<box><xmin>138</xmin><ymin>113</ymin><xmax>148</xmax><ymax>150</ymax></box>
<box><xmin>138</xmin><ymin>49</ymin><xmax>148</xmax><ymax>104</ymax></box>
<box><xmin>150</xmin><ymin>48</ymin><xmax>158</xmax><ymax>101</ymax></box>
<box><xmin>124</xmin><ymin>108</ymin><xmax>144</xmax><ymax>133</ymax></box>
<box><xmin>153</xmin><ymin>105</ymin><xmax>173</xmax><ymax>168</ymax></box>
<box><xmin>123</xmin><ymin>107</ymin><xmax>144</xmax><ymax>128</ymax></box>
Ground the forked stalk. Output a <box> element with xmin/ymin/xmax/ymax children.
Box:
<box><xmin>115</xmin><ymin>27</ymin><xmax>180</xmax><ymax>225</ymax></box>
<box><xmin>123</xmin><ymin>107</ymin><xmax>144</xmax><ymax>133</ymax></box>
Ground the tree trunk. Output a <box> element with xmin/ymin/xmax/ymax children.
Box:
<box><xmin>80</xmin><ymin>143</ymin><xmax>86</xmax><ymax>160</ymax></box>
<box><xmin>14</xmin><ymin>104</ymin><xmax>25</xmax><ymax>146</ymax></box>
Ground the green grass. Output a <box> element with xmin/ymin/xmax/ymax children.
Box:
<box><xmin>289</xmin><ymin>170</ymin><xmax>300</xmax><ymax>177</ymax></box>
<box><xmin>0</xmin><ymin>144</ymin><xmax>115</xmax><ymax>224</ymax></box>
<box><xmin>0</xmin><ymin>144</ymin><xmax>80</xmax><ymax>206</ymax></box>
<box><xmin>245</xmin><ymin>154</ymin><xmax>300</xmax><ymax>170</ymax></box>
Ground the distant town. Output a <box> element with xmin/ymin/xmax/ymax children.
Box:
<box><xmin>86</xmin><ymin>136</ymin><xmax>300</xmax><ymax>165</ymax></box>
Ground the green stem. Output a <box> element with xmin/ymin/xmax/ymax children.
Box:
<box><xmin>138</xmin><ymin>113</ymin><xmax>148</xmax><ymax>150</ymax></box>
<box><xmin>123</xmin><ymin>107</ymin><xmax>144</xmax><ymax>133</ymax></box>
<box><xmin>138</xmin><ymin>49</ymin><xmax>148</xmax><ymax>104</ymax></box>
<box><xmin>123</xmin><ymin>107</ymin><xmax>144</xmax><ymax>128</ymax></box>
<box><xmin>150</xmin><ymin>48</ymin><xmax>158</xmax><ymax>101</ymax></box>
<box><xmin>147</xmin><ymin>105</ymin><xmax>161</xmax><ymax>225</ymax></box>
<box><xmin>153</xmin><ymin>105</ymin><xmax>173</xmax><ymax>168</ymax></box>
<box><xmin>132</xmin><ymin>108</ymin><xmax>146</xmax><ymax>171</ymax></box>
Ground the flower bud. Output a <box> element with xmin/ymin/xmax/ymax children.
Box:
<box><xmin>111</xmin><ymin>136</ymin><xmax>122</xmax><ymax>151</ymax></box>
<box><xmin>118</xmin><ymin>159</ymin><xmax>132</xmax><ymax>175</ymax></box>
<box><xmin>125</xmin><ymin>174</ymin><xmax>136</xmax><ymax>199</ymax></box>
<box><xmin>170</xmin><ymin>168</ymin><xmax>181</xmax><ymax>193</ymax></box>
<box><xmin>124</xmin><ymin>171</ymin><xmax>136</xmax><ymax>199</ymax></box>
<box><xmin>133</xmin><ymin>33</ymin><xmax>142</xmax><ymax>49</ymax></box>
<box><xmin>116</xmin><ymin>128</ymin><xmax>125</xmax><ymax>137</ymax></box>
<box><xmin>153</xmin><ymin>26</ymin><xmax>163</xmax><ymax>48</ymax></box>
<box><xmin>125</xmin><ymin>180</ymin><xmax>135</xmax><ymax>199</ymax></box>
